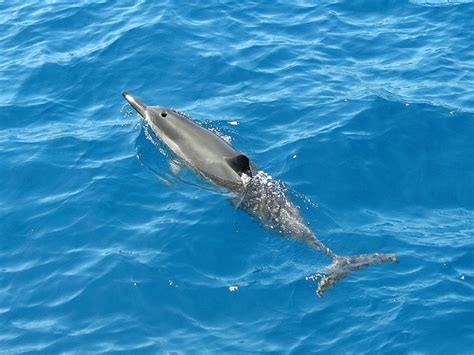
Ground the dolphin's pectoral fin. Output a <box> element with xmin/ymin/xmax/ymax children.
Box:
<box><xmin>225</xmin><ymin>154</ymin><xmax>252</xmax><ymax>177</ymax></box>
<box><xmin>169</xmin><ymin>159</ymin><xmax>183</xmax><ymax>177</ymax></box>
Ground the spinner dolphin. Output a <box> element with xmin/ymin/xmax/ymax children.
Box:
<box><xmin>122</xmin><ymin>92</ymin><xmax>398</xmax><ymax>296</ymax></box>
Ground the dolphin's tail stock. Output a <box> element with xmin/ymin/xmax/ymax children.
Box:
<box><xmin>315</xmin><ymin>253</ymin><xmax>398</xmax><ymax>297</ymax></box>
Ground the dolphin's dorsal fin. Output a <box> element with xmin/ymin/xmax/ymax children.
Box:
<box><xmin>225</xmin><ymin>154</ymin><xmax>252</xmax><ymax>177</ymax></box>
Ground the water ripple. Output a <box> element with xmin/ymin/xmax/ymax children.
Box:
<box><xmin>1</xmin><ymin>0</ymin><xmax>473</xmax><ymax>353</ymax></box>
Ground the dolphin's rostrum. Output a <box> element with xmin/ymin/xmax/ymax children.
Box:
<box><xmin>122</xmin><ymin>91</ymin><xmax>398</xmax><ymax>296</ymax></box>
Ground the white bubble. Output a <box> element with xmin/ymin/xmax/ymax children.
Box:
<box><xmin>229</xmin><ymin>285</ymin><xmax>239</xmax><ymax>292</ymax></box>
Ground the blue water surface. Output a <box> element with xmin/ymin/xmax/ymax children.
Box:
<box><xmin>1</xmin><ymin>1</ymin><xmax>473</xmax><ymax>353</ymax></box>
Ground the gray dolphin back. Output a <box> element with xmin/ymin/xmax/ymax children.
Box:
<box><xmin>123</xmin><ymin>91</ymin><xmax>250</xmax><ymax>188</ymax></box>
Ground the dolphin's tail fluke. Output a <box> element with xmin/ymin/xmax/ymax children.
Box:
<box><xmin>315</xmin><ymin>253</ymin><xmax>398</xmax><ymax>297</ymax></box>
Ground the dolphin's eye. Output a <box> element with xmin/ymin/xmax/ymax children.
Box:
<box><xmin>161</xmin><ymin>111</ymin><xmax>167</xmax><ymax>117</ymax></box>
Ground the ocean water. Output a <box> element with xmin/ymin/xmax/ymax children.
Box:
<box><xmin>1</xmin><ymin>0</ymin><xmax>473</xmax><ymax>353</ymax></box>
